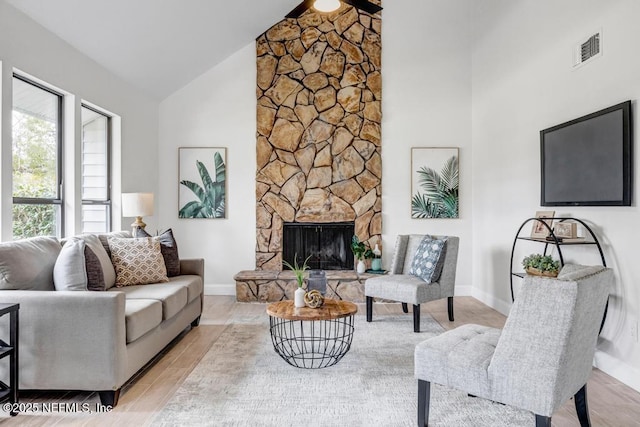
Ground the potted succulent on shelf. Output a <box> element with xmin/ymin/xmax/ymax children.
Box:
<box><xmin>522</xmin><ymin>253</ymin><xmax>560</xmax><ymax>277</ymax></box>
<box><xmin>351</xmin><ymin>235</ymin><xmax>373</xmax><ymax>274</ymax></box>
<box><xmin>282</xmin><ymin>254</ymin><xmax>312</xmax><ymax>308</ymax></box>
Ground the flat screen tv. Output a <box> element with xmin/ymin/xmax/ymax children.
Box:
<box><xmin>540</xmin><ymin>100</ymin><xmax>632</xmax><ymax>206</ymax></box>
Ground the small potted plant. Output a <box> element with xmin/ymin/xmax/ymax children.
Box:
<box><xmin>283</xmin><ymin>254</ymin><xmax>311</xmax><ymax>307</ymax></box>
<box><xmin>351</xmin><ymin>236</ymin><xmax>373</xmax><ymax>274</ymax></box>
<box><xmin>522</xmin><ymin>254</ymin><xmax>560</xmax><ymax>277</ymax></box>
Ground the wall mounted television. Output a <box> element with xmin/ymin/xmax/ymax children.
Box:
<box><xmin>540</xmin><ymin>100</ymin><xmax>632</xmax><ymax>206</ymax></box>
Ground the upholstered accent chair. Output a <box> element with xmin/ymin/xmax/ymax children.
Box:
<box><xmin>414</xmin><ymin>265</ymin><xmax>612</xmax><ymax>427</ymax></box>
<box><xmin>365</xmin><ymin>235</ymin><xmax>459</xmax><ymax>332</ymax></box>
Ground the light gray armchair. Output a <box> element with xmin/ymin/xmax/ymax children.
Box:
<box><xmin>414</xmin><ymin>264</ymin><xmax>612</xmax><ymax>426</ymax></box>
<box><xmin>365</xmin><ymin>235</ymin><xmax>459</xmax><ymax>332</ymax></box>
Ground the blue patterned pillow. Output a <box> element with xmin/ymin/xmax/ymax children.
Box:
<box><xmin>409</xmin><ymin>236</ymin><xmax>447</xmax><ymax>283</ymax></box>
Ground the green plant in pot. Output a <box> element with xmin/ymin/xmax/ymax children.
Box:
<box><xmin>283</xmin><ymin>254</ymin><xmax>311</xmax><ymax>308</ymax></box>
<box><xmin>522</xmin><ymin>254</ymin><xmax>560</xmax><ymax>277</ymax></box>
<box><xmin>351</xmin><ymin>236</ymin><xmax>373</xmax><ymax>274</ymax></box>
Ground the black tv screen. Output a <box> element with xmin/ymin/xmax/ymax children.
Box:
<box><xmin>541</xmin><ymin>101</ymin><xmax>632</xmax><ymax>206</ymax></box>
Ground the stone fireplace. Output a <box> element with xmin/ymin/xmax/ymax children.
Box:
<box><xmin>283</xmin><ymin>222</ymin><xmax>355</xmax><ymax>270</ymax></box>
<box><xmin>255</xmin><ymin>2</ymin><xmax>382</xmax><ymax>272</ymax></box>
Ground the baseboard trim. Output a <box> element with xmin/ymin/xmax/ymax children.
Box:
<box><xmin>594</xmin><ymin>349</ymin><xmax>640</xmax><ymax>392</ymax></box>
<box><xmin>204</xmin><ymin>284</ymin><xmax>236</xmax><ymax>296</ymax></box>
<box><xmin>470</xmin><ymin>287</ymin><xmax>512</xmax><ymax>316</ymax></box>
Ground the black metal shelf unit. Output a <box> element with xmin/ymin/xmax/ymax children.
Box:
<box><xmin>0</xmin><ymin>303</ymin><xmax>19</xmax><ymax>416</ymax></box>
<box><xmin>509</xmin><ymin>217</ymin><xmax>606</xmax><ymax>302</ymax></box>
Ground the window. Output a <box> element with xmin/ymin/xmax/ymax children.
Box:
<box><xmin>12</xmin><ymin>75</ymin><xmax>63</xmax><ymax>239</ymax></box>
<box><xmin>81</xmin><ymin>105</ymin><xmax>111</xmax><ymax>233</ymax></box>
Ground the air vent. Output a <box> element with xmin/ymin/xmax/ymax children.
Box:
<box><xmin>574</xmin><ymin>31</ymin><xmax>602</xmax><ymax>68</ymax></box>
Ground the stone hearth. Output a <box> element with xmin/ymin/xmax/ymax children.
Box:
<box><xmin>235</xmin><ymin>270</ymin><xmax>379</xmax><ymax>303</ymax></box>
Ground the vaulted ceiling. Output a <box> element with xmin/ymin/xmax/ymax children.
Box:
<box><xmin>5</xmin><ymin>0</ymin><xmax>299</xmax><ymax>100</ymax></box>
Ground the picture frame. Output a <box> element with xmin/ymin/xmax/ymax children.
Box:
<box><xmin>530</xmin><ymin>210</ymin><xmax>555</xmax><ymax>238</ymax></box>
<box><xmin>178</xmin><ymin>147</ymin><xmax>227</xmax><ymax>219</ymax></box>
<box><xmin>554</xmin><ymin>221</ymin><xmax>577</xmax><ymax>239</ymax></box>
<box><xmin>411</xmin><ymin>147</ymin><xmax>459</xmax><ymax>219</ymax></box>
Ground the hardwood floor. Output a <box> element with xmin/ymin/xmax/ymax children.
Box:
<box><xmin>2</xmin><ymin>296</ymin><xmax>639</xmax><ymax>426</ymax></box>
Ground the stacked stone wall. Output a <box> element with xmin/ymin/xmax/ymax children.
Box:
<box><xmin>256</xmin><ymin>2</ymin><xmax>382</xmax><ymax>270</ymax></box>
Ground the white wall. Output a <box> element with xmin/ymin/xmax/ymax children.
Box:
<box><xmin>383</xmin><ymin>0</ymin><xmax>473</xmax><ymax>293</ymax></box>
<box><xmin>471</xmin><ymin>0</ymin><xmax>640</xmax><ymax>391</ymax></box>
<box><xmin>157</xmin><ymin>0</ymin><xmax>474</xmax><ymax>295</ymax></box>
<box><xmin>0</xmin><ymin>0</ymin><xmax>159</xmax><ymax>237</ymax></box>
<box><xmin>158</xmin><ymin>45</ymin><xmax>257</xmax><ymax>294</ymax></box>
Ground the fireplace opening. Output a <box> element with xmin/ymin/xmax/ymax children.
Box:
<box><xmin>283</xmin><ymin>222</ymin><xmax>355</xmax><ymax>270</ymax></box>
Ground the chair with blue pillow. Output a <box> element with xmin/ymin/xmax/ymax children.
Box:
<box><xmin>365</xmin><ymin>234</ymin><xmax>459</xmax><ymax>332</ymax></box>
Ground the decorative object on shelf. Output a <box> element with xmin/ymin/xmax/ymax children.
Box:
<box><xmin>530</xmin><ymin>210</ymin><xmax>555</xmax><ymax>238</ymax></box>
<box><xmin>371</xmin><ymin>243</ymin><xmax>382</xmax><ymax>271</ymax></box>
<box><xmin>365</xmin><ymin>269</ymin><xmax>388</xmax><ymax>274</ymax></box>
<box><xmin>411</xmin><ymin>147</ymin><xmax>459</xmax><ymax>219</ymax></box>
<box><xmin>122</xmin><ymin>192</ymin><xmax>154</xmax><ymax>234</ymax></box>
<box><xmin>351</xmin><ymin>235</ymin><xmax>373</xmax><ymax>274</ymax></box>
<box><xmin>522</xmin><ymin>254</ymin><xmax>560</xmax><ymax>278</ymax></box>
<box><xmin>304</xmin><ymin>290</ymin><xmax>325</xmax><ymax>308</ymax></box>
<box><xmin>554</xmin><ymin>221</ymin><xmax>578</xmax><ymax>239</ymax></box>
<box><xmin>178</xmin><ymin>147</ymin><xmax>226</xmax><ymax>219</ymax></box>
<box><xmin>283</xmin><ymin>254</ymin><xmax>311</xmax><ymax>308</ymax></box>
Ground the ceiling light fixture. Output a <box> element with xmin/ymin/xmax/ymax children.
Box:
<box><xmin>313</xmin><ymin>0</ymin><xmax>341</xmax><ymax>13</ymax></box>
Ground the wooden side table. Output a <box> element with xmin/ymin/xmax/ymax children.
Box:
<box><xmin>267</xmin><ymin>299</ymin><xmax>357</xmax><ymax>369</ymax></box>
<box><xmin>0</xmin><ymin>303</ymin><xmax>19</xmax><ymax>416</ymax></box>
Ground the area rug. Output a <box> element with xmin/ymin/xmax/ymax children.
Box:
<box><xmin>153</xmin><ymin>311</ymin><xmax>532</xmax><ymax>426</ymax></box>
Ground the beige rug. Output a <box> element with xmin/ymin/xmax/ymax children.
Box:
<box><xmin>154</xmin><ymin>311</ymin><xmax>532</xmax><ymax>426</ymax></box>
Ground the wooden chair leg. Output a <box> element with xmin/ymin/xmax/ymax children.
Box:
<box><xmin>535</xmin><ymin>415</ymin><xmax>551</xmax><ymax>427</ymax></box>
<box><xmin>402</xmin><ymin>302</ymin><xmax>408</xmax><ymax>313</ymax></box>
<box><xmin>418</xmin><ymin>380</ymin><xmax>431</xmax><ymax>426</ymax></box>
<box><xmin>366</xmin><ymin>296</ymin><xmax>373</xmax><ymax>322</ymax></box>
<box><xmin>574</xmin><ymin>384</ymin><xmax>591</xmax><ymax>427</ymax></box>
<box><xmin>413</xmin><ymin>304</ymin><xmax>420</xmax><ymax>332</ymax></box>
<box><xmin>447</xmin><ymin>296</ymin><xmax>454</xmax><ymax>321</ymax></box>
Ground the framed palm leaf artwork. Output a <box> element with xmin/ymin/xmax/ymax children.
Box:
<box><xmin>411</xmin><ymin>147</ymin><xmax>459</xmax><ymax>219</ymax></box>
<box><xmin>178</xmin><ymin>147</ymin><xmax>226</xmax><ymax>219</ymax></box>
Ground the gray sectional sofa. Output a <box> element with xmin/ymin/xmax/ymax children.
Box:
<box><xmin>0</xmin><ymin>233</ymin><xmax>204</xmax><ymax>406</ymax></box>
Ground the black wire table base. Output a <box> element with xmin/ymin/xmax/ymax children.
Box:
<box><xmin>269</xmin><ymin>315</ymin><xmax>355</xmax><ymax>369</ymax></box>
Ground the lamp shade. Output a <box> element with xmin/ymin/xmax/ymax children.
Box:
<box><xmin>313</xmin><ymin>0</ymin><xmax>341</xmax><ymax>12</ymax></box>
<box><xmin>122</xmin><ymin>193</ymin><xmax>154</xmax><ymax>217</ymax></box>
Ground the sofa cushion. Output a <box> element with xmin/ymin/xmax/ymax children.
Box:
<box><xmin>110</xmin><ymin>283</ymin><xmax>188</xmax><ymax>320</ymax></box>
<box><xmin>167</xmin><ymin>275</ymin><xmax>203</xmax><ymax>304</ymax></box>
<box><xmin>124</xmin><ymin>299</ymin><xmax>163</xmax><ymax>343</ymax></box>
<box><xmin>409</xmin><ymin>236</ymin><xmax>447</xmax><ymax>283</ymax></box>
<box><xmin>134</xmin><ymin>228</ymin><xmax>181</xmax><ymax>277</ymax></box>
<box><xmin>109</xmin><ymin>237</ymin><xmax>169</xmax><ymax>287</ymax></box>
<box><xmin>0</xmin><ymin>236</ymin><xmax>61</xmax><ymax>290</ymax></box>
<box><xmin>365</xmin><ymin>274</ymin><xmax>442</xmax><ymax>305</ymax></box>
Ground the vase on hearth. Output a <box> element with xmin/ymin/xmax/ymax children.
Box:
<box><xmin>356</xmin><ymin>259</ymin><xmax>366</xmax><ymax>274</ymax></box>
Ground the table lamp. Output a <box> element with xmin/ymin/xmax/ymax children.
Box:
<box><xmin>122</xmin><ymin>192</ymin><xmax>154</xmax><ymax>233</ymax></box>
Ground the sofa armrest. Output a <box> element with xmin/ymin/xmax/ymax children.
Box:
<box><xmin>180</xmin><ymin>258</ymin><xmax>204</xmax><ymax>281</ymax></box>
<box><xmin>0</xmin><ymin>290</ymin><xmax>128</xmax><ymax>391</ymax></box>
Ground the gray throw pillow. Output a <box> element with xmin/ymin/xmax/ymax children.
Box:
<box><xmin>53</xmin><ymin>238</ymin><xmax>107</xmax><ymax>291</ymax></box>
<box><xmin>54</xmin><ymin>238</ymin><xmax>88</xmax><ymax>291</ymax></box>
<box><xmin>409</xmin><ymin>236</ymin><xmax>447</xmax><ymax>283</ymax></box>
<box><xmin>134</xmin><ymin>228</ymin><xmax>181</xmax><ymax>277</ymax></box>
<box><xmin>79</xmin><ymin>234</ymin><xmax>116</xmax><ymax>289</ymax></box>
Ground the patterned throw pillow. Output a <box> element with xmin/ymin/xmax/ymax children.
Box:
<box><xmin>108</xmin><ymin>237</ymin><xmax>169</xmax><ymax>287</ymax></box>
<box><xmin>134</xmin><ymin>228</ymin><xmax>181</xmax><ymax>277</ymax></box>
<box><xmin>409</xmin><ymin>236</ymin><xmax>448</xmax><ymax>283</ymax></box>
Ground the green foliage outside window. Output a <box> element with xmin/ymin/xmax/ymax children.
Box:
<box><xmin>12</xmin><ymin>112</ymin><xmax>58</xmax><ymax>239</ymax></box>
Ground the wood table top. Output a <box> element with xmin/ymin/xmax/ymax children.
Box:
<box><xmin>266</xmin><ymin>298</ymin><xmax>358</xmax><ymax>321</ymax></box>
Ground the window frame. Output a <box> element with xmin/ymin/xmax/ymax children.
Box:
<box><xmin>12</xmin><ymin>73</ymin><xmax>65</xmax><ymax>237</ymax></box>
<box><xmin>80</xmin><ymin>103</ymin><xmax>112</xmax><ymax>233</ymax></box>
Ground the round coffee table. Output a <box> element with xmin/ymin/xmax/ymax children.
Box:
<box><xmin>266</xmin><ymin>298</ymin><xmax>357</xmax><ymax>369</ymax></box>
